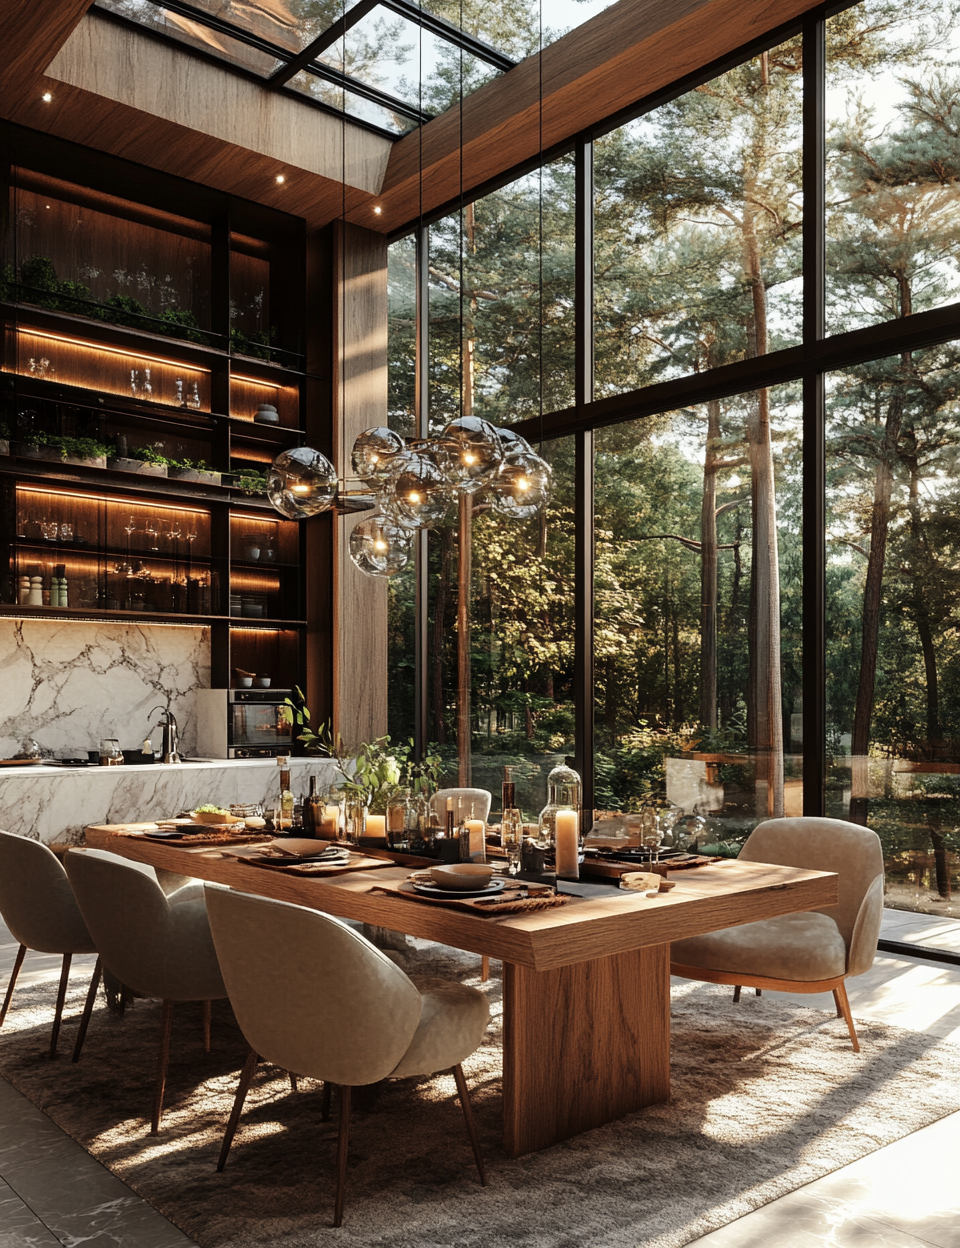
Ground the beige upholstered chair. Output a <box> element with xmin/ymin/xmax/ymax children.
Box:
<box><xmin>204</xmin><ymin>886</ymin><xmax>490</xmax><ymax>1226</ymax></box>
<box><xmin>671</xmin><ymin>817</ymin><xmax>884</xmax><ymax>1052</ymax></box>
<box><xmin>0</xmin><ymin>831</ymin><xmax>100</xmax><ymax>1058</ymax></box>
<box><xmin>64</xmin><ymin>848</ymin><xmax>227</xmax><ymax>1132</ymax></box>
<box><xmin>430</xmin><ymin>788</ymin><xmax>492</xmax><ymax>825</ymax></box>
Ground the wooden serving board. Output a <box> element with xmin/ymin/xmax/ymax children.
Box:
<box><xmin>369</xmin><ymin>877</ymin><xmax>574</xmax><ymax>916</ymax></box>
<box><xmin>581</xmin><ymin>853</ymin><xmax>723</xmax><ymax>882</ymax></box>
<box><xmin>239</xmin><ymin>853</ymin><xmax>395</xmax><ymax>878</ymax></box>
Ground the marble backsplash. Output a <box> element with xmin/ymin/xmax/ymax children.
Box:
<box><xmin>0</xmin><ymin>620</ymin><xmax>210</xmax><ymax>759</ymax></box>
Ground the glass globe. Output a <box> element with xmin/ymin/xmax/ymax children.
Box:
<box><xmin>267</xmin><ymin>447</ymin><xmax>337</xmax><ymax>519</ymax></box>
<box><xmin>386</xmin><ymin>449</ymin><xmax>454</xmax><ymax>528</ymax></box>
<box><xmin>349</xmin><ymin>516</ymin><xmax>412</xmax><ymax>577</ymax></box>
<box><xmin>440</xmin><ymin>416</ymin><xmax>504</xmax><ymax>493</ymax></box>
<box><xmin>488</xmin><ymin>450</ymin><xmax>553</xmax><ymax>519</ymax></box>
<box><xmin>351</xmin><ymin>426</ymin><xmax>405</xmax><ymax>485</ymax></box>
<box><xmin>497</xmin><ymin>427</ymin><xmax>533</xmax><ymax>456</ymax></box>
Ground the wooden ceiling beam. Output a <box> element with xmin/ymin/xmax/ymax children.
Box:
<box><xmin>376</xmin><ymin>0</ymin><xmax>821</xmax><ymax>232</ymax></box>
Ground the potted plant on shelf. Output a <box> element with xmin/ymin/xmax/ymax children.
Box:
<box><xmin>18</xmin><ymin>432</ymin><xmax>110</xmax><ymax>468</ymax></box>
<box><xmin>168</xmin><ymin>458</ymin><xmax>221</xmax><ymax>486</ymax></box>
<box><xmin>107</xmin><ymin>439</ymin><xmax>169</xmax><ymax>477</ymax></box>
<box><xmin>230</xmin><ymin>468</ymin><xmax>269</xmax><ymax>497</ymax></box>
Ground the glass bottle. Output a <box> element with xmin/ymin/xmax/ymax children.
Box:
<box><xmin>537</xmin><ymin>760</ymin><xmax>582</xmax><ymax>848</ymax></box>
<box><xmin>302</xmin><ymin>774</ymin><xmax>320</xmax><ymax>836</ymax></box>
<box><xmin>277</xmin><ymin>755</ymin><xmax>293</xmax><ymax>830</ymax></box>
<box><xmin>386</xmin><ymin>788</ymin><xmax>418</xmax><ymax>852</ymax></box>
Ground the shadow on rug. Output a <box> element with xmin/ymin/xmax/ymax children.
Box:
<box><xmin>1</xmin><ymin>940</ymin><xmax>958</xmax><ymax>1248</ymax></box>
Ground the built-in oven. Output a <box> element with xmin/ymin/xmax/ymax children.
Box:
<box><xmin>227</xmin><ymin>689</ymin><xmax>296</xmax><ymax>758</ymax></box>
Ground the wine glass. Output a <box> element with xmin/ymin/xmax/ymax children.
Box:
<box><xmin>640</xmin><ymin>805</ymin><xmax>662</xmax><ymax>863</ymax></box>
<box><xmin>657</xmin><ymin>802</ymin><xmax>680</xmax><ymax>851</ymax></box>
<box><xmin>145</xmin><ymin>523</ymin><xmax>159</xmax><ymax>551</ymax></box>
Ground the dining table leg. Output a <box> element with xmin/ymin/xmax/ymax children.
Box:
<box><xmin>501</xmin><ymin>942</ymin><xmax>670</xmax><ymax>1157</ymax></box>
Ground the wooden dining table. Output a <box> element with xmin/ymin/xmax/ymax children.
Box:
<box><xmin>84</xmin><ymin>824</ymin><xmax>838</xmax><ymax>1156</ymax></box>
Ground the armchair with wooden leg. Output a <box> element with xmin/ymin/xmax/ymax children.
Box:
<box><xmin>64</xmin><ymin>848</ymin><xmax>227</xmax><ymax>1132</ymax></box>
<box><xmin>0</xmin><ymin>830</ymin><xmax>101</xmax><ymax>1059</ymax></box>
<box><xmin>204</xmin><ymin>886</ymin><xmax>490</xmax><ymax>1227</ymax></box>
<box><xmin>670</xmin><ymin>817</ymin><xmax>885</xmax><ymax>1052</ymax></box>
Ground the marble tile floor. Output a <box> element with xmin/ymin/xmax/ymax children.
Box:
<box><xmin>1</xmin><ymin>911</ymin><xmax>958</xmax><ymax>1248</ymax></box>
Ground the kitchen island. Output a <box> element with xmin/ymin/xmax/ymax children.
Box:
<box><xmin>0</xmin><ymin>757</ymin><xmax>338</xmax><ymax>844</ymax></box>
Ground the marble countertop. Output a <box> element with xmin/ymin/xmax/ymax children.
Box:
<box><xmin>0</xmin><ymin>757</ymin><xmax>323</xmax><ymax>777</ymax></box>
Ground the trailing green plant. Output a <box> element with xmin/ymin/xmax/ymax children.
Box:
<box><xmin>171</xmin><ymin>457</ymin><xmax>216</xmax><ymax>474</ymax></box>
<box><xmin>8</xmin><ymin>254</ymin><xmax>208</xmax><ymax>344</ymax></box>
<box><xmin>230</xmin><ymin>324</ymin><xmax>280</xmax><ymax>361</ymax></box>
<box><xmin>233</xmin><ymin>468</ymin><xmax>269</xmax><ymax>496</ymax></box>
<box><xmin>21</xmin><ymin>431</ymin><xmax>111</xmax><ymax>461</ymax></box>
<box><xmin>0</xmin><ymin>419</ymin><xmax>9</xmax><ymax>440</ymax></box>
<box><xmin>126</xmin><ymin>443</ymin><xmax>171</xmax><ymax>465</ymax></box>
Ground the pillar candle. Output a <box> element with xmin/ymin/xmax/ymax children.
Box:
<box><xmin>465</xmin><ymin>819</ymin><xmax>486</xmax><ymax>862</ymax></box>
<box><xmin>555</xmin><ymin>810</ymin><xmax>580</xmax><ymax>879</ymax></box>
<box><xmin>321</xmin><ymin>806</ymin><xmax>340</xmax><ymax>837</ymax></box>
<box><xmin>365</xmin><ymin>814</ymin><xmax>387</xmax><ymax>839</ymax></box>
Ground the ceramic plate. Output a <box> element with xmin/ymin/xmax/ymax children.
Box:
<box><xmin>411</xmin><ymin>879</ymin><xmax>507</xmax><ymax>899</ymax></box>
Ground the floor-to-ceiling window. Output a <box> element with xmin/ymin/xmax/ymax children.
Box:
<box><xmin>386</xmin><ymin>0</ymin><xmax>960</xmax><ymax>912</ymax></box>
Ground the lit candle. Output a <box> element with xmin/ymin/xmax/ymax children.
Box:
<box><xmin>465</xmin><ymin>819</ymin><xmax>485</xmax><ymax>862</ymax></box>
<box><xmin>555</xmin><ymin>810</ymin><xmax>580</xmax><ymax>879</ymax></box>
<box><xmin>365</xmin><ymin>814</ymin><xmax>386</xmax><ymax>839</ymax></box>
<box><xmin>321</xmin><ymin>805</ymin><xmax>340</xmax><ymax>836</ymax></box>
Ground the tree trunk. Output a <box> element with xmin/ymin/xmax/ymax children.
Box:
<box><xmin>457</xmin><ymin>493</ymin><xmax>472</xmax><ymax>785</ymax></box>
<box><xmin>849</xmin><ymin>382</ymin><xmax>905</xmax><ymax>822</ymax></box>
<box><xmin>431</xmin><ymin>528</ymin><xmax>455</xmax><ymax>743</ymax></box>
<box><xmin>741</xmin><ymin>159</ymin><xmax>783</xmax><ymax>818</ymax></box>
<box><xmin>699</xmin><ymin>400</ymin><xmax>721</xmax><ymax>727</ymax></box>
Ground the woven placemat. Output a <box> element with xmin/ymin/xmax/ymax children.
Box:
<box><xmin>369</xmin><ymin>877</ymin><xmax>574</xmax><ymax>915</ymax></box>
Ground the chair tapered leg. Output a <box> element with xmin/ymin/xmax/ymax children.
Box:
<box><xmin>452</xmin><ymin>1064</ymin><xmax>487</xmax><ymax>1186</ymax></box>
<box><xmin>0</xmin><ymin>944</ymin><xmax>26</xmax><ymax>1028</ymax></box>
<box><xmin>834</xmin><ymin>981</ymin><xmax>860</xmax><ymax>1053</ymax></box>
<box><xmin>756</xmin><ymin>988</ymin><xmax>762</xmax><ymax>997</ymax></box>
<box><xmin>481</xmin><ymin>956</ymin><xmax>490</xmax><ymax>982</ymax></box>
<box><xmin>333</xmin><ymin>1086</ymin><xmax>351</xmax><ymax>1227</ymax></box>
<box><xmin>732</xmin><ymin>985</ymin><xmax>741</xmax><ymax>1003</ymax></box>
<box><xmin>72</xmin><ymin>957</ymin><xmax>102</xmax><ymax>1064</ymax></box>
<box><xmin>832</xmin><ymin>988</ymin><xmax>843</xmax><ymax>1018</ymax></box>
<box><xmin>321</xmin><ymin>1080</ymin><xmax>331</xmax><ymax>1121</ymax></box>
<box><xmin>289</xmin><ymin>1071</ymin><xmax>299</xmax><ymax>1092</ymax></box>
<box><xmin>49</xmin><ymin>954</ymin><xmax>72</xmax><ymax>1058</ymax></box>
<box><xmin>217</xmin><ymin>1047</ymin><xmax>258</xmax><ymax>1171</ymax></box>
<box><xmin>151</xmin><ymin>1000</ymin><xmax>174</xmax><ymax>1134</ymax></box>
<box><xmin>202</xmin><ymin>999</ymin><xmax>212</xmax><ymax>1054</ymax></box>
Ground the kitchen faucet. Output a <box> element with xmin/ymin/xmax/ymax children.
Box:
<box><xmin>150</xmin><ymin>706</ymin><xmax>181</xmax><ymax>764</ymax></box>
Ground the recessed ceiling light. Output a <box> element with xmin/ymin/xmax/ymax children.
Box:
<box><xmin>275</xmin><ymin>174</ymin><xmax>285</xmax><ymax>184</ymax></box>
<box><xmin>41</xmin><ymin>92</ymin><xmax>53</xmax><ymax>103</ymax></box>
<box><xmin>373</xmin><ymin>205</ymin><xmax>382</xmax><ymax>215</ymax></box>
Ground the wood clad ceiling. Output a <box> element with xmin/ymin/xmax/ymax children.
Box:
<box><xmin>2</xmin><ymin>0</ymin><xmax>823</xmax><ymax>234</ymax></box>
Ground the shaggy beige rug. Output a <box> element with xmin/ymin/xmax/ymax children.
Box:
<box><xmin>1</xmin><ymin>940</ymin><xmax>959</xmax><ymax>1248</ymax></box>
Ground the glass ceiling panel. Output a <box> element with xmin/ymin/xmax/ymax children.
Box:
<box><xmin>315</xmin><ymin>5</ymin><xmax>501</xmax><ymax>112</ymax></box>
<box><xmin>96</xmin><ymin>0</ymin><xmax>283</xmax><ymax>75</ymax></box>
<box><xmin>285</xmin><ymin>69</ymin><xmax>419</xmax><ymax>134</ymax></box>
<box><xmin>420</xmin><ymin>0</ymin><xmax>618</xmax><ymax>61</ymax></box>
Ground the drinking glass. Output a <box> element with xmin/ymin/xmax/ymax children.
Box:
<box><xmin>40</xmin><ymin>520</ymin><xmax>58</xmax><ymax>541</ymax></box>
<box><xmin>640</xmin><ymin>805</ymin><xmax>662</xmax><ymax>863</ymax></box>
<box><xmin>59</xmin><ymin>523</ymin><xmax>73</xmax><ymax>541</ymax></box>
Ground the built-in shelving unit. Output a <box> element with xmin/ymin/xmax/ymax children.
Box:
<box><xmin>0</xmin><ymin>148</ymin><xmax>312</xmax><ymax>693</ymax></box>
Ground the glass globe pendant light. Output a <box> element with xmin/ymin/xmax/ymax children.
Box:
<box><xmin>489</xmin><ymin>449</ymin><xmax>553</xmax><ymax>519</ymax></box>
<box><xmin>387</xmin><ymin>448</ymin><xmax>454</xmax><ymax>528</ymax></box>
<box><xmin>352</xmin><ymin>426</ymin><xmax>405</xmax><ymax>485</ymax></box>
<box><xmin>267</xmin><ymin>447</ymin><xmax>338</xmax><ymax>519</ymax></box>
<box><xmin>440</xmin><ymin>416</ymin><xmax>504</xmax><ymax>493</ymax></box>
<box><xmin>348</xmin><ymin>515</ymin><xmax>412</xmax><ymax>577</ymax></box>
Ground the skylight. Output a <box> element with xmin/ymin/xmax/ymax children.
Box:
<box><xmin>93</xmin><ymin>0</ymin><xmax>620</xmax><ymax>137</ymax></box>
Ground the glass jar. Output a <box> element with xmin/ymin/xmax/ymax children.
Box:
<box><xmin>344</xmin><ymin>795</ymin><xmax>367</xmax><ymax>844</ymax></box>
<box><xmin>99</xmin><ymin>738</ymin><xmax>124</xmax><ymax>766</ymax></box>
<box><xmin>386</xmin><ymin>788</ymin><xmax>419</xmax><ymax>852</ymax></box>
<box><xmin>537</xmin><ymin>760</ymin><xmax>582</xmax><ymax>847</ymax></box>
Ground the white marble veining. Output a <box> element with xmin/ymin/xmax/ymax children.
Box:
<box><xmin>0</xmin><ymin>620</ymin><xmax>210</xmax><ymax>759</ymax></box>
<box><xmin>0</xmin><ymin>757</ymin><xmax>338</xmax><ymax>844</ymax></box>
